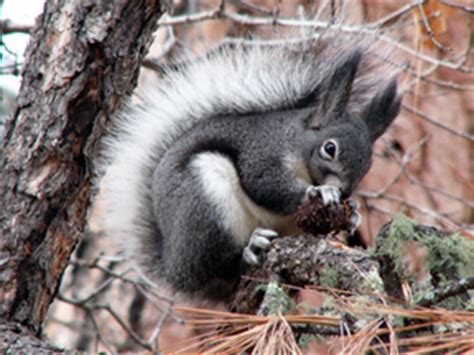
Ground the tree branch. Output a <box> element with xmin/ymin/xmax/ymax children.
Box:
<box><xmin>417</xmin><ymin>275</ymin><xmax>474</xmax><ymax>307</ymax></box>
<box><xmin>0</xmin><ymin>19</ymin><xmax>32</xmax><ymax>34</ymax></box>
<box><xmin>0</xmin><ymin>322</ymin><xmax>62</xmax><ymax>353</ymax></box>
<box><xmin>231</xmin><ymin>235</ymin><xmax>380</xmax><ymax>314</ymax></box>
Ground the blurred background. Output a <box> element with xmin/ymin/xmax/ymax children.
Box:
<box><xmin>1</xmin><ymin>0</ymin><xmax>473</xmax><ymax>352</ymax></box>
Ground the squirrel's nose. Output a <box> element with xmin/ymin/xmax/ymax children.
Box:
<box><xmin>338</xmin><ymin>181</ymin><xmax>353</xmax><ymax>200</ymax></box>
<box><xmin>335</xmin><ymin>182</ymin><xmax>352</xmax><ymax>200</ymax></box>
<box><xmin>324</xmin><ymin>175</ymin><xmax>351</xmax><ymax>199</ymax></box>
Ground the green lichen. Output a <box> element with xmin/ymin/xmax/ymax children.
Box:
<box><xmin>434</xmin><ymin>321</ymin><xmax>468</xmax><ymax>334</ymax></box>
<box><xmin>412</xmin><ymin>276</ymin><xmax>436</xmax><ymax>303</ymax></box>
<box><xmin>371</xmin><ymin>213</ymin><xmax>417</xmax><ymax>280</ymax></box>
<box><xmin>420</xmin><ymin>231</ymin><xmax>474</xmax><ymax>277</ymax></box>
<box><xmin>360</xmin><ymin>267</ymin><xmax>385</xmax><ymax>294</ymax></box>
<box><xmin>310</xmin><ymin>295</ymin><xmax>340</xmax><ymax>318</ymax></box>
<box><xmin>466</xmin><ymin>297</ymin><xmax>474</xmax><ymax>311</ymax></box>
<box><xmin>319</xmin><ymin>265</ymin><xmax>341</xmax><ymax>289</ymax></box>
<box><xmin>372</xmin><ymin>213</ymin><xmax>474</xmax><ymax>309</ymax></box>
<box><xmin>321</xmin><ymin>295</ymin><xmax>336</xmax><ymax>309</ymax></box>
<box><xmin>261</xmin><ymin>281</ymin><xmax>293</xmax><ymax>315</ymax></box>
<box><xmin>298</xmin><ymin>333</ymin><xmax>323</xmax><ymax>348</ymax></box>
<box><xmin>390</xmin><ymin>314</ymin><xmax>406</xmax><ymax>329</ymax></box>
<box><xmin>373</xmin><ymin>213</ymin><xmax>474</xmax><ymax>281</ymax></box>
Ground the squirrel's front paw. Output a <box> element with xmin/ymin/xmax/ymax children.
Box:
<box><xmin>242</xmin><ymin>228</ymin><xmax>278</xmax><ymax>266</ymax></box>
<box><xmin>305</xmin><ymin>185</ymin><xmax>341</xmax><ymax>205</ymax></box>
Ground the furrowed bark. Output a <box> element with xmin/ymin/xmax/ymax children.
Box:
<box><xmin>0</xmin><ymin>0</ymin><xmax>168</xmax><ymax>336</ymax></box>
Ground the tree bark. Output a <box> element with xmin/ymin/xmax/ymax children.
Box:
<box><xmin>231</xmin><ymin>235</ymin><xmax>380</xmax><ymax>314</ymax></box>
<box><xmin>231</xmin><ymin>223</ymin><xmax>471</xmax><ymax>315</ymax></box>
<box><xmin>0</xmin><ymin>321</ymin><xmax>63</xmax><ymax>353</ymax></box>
<box><xmin>0</xmin><ymin>0</ymin><xmax>168</xmax><ymax>338</ymax></box>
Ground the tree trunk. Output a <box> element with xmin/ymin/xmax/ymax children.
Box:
<box><xmin>0</xmin><ymin>0</ymin><xmax>167</xmax><ymax>342</ymax></box>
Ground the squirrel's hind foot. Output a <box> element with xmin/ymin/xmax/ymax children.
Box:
<box><xmin>242</xmin><ymin>228</ymin><xmax>279</xmax><ymax>266</ymax></box>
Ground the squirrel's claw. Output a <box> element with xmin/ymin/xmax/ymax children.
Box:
<box><xmin>346</xmin><ymin>198</ymin><xmax>361</xmax><ymax>234</ymax></box>
<box><xmin>305</xmin><ymin>185</ymin><xmax>341</xmax><ymax>205</ymax></box>
<box><xmin>242</xmin><ymin>248</ymin><xmax>259</xmax><ymax>265</ymax></box>
<box><xmin>243</xmin><ymin>228</ymin><xmax>278</xmax><ymax>266</ymax></box>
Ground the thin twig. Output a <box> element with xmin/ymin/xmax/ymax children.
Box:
<box><xmin>229</xmin><ymin>0</ymin><xmax>272</xmax><ymax>15</ymax></box>
<box><xmin>87</xmin><ymin>310</ymin><xmax>115</xmax><ymax>353</ymax></box>
<box><xmin>403</xmin><ymin>104</ymin><xmax>474</xmax><ymax>142</ymax></box>
<box><xmin>103</xmin><ymin>305</ymin><xmax>154</xmax><ymax>351</ymax></box>
<box><xmin>358</xmin><ymin>190</ymin><xmax>460</xmax><ymax>228</ymax></box>
<box><xmin>159</xmin><ymin>7</ymin><xmax>472</xmax><ymax>73</ymax></box>
<box><xmin>439</xmin><ymin>0</ymin><xmax>474</xmax><ymax>13</ymax></box>
<box><xmin>368</xmin><ymin>0</ymin><xmax>421</xmax><ymax>28</ymax></box>
<box><xmin>0</xmin><ymin>20</ymin><xmax>32</xmax><ymax>34</ymax></box>
<box><xmin>148</xmin><ymin>300</ymin><xmax>175</xmax><ymax>348</ymax></box>
<box><xmin>416</xmin><ymin>0</ymin><xmax>448</xmax><ymax>51</ymax></box>
<box><xmin>457</xmin><ymin>13</ymin><xmax>473</xmax><ymax>67</ymax></box>
<box><xmin>379</xmin><ymin>137</ymin><xmax>474</xmax><ymax>209</ymax></box>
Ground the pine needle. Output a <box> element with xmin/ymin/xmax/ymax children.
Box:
<box><xmin>163</xmin><ymin>289</ymin><xmax>474</xmax><ymax>353</ymax></box>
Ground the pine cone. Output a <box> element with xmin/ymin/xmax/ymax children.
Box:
<box><xmin>295</xmin><ymin>194</ymin><xmax>355</xmax><ymax>235</ymax></box>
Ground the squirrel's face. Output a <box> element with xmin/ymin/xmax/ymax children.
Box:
<box><xmin>294</xmin><ymin>49</ymin><xmax>400</xmax><ymax>198</ymax></box>
<box><xmin>303</xmin><ymin>117</ymin><xmax>373</xmax><ymax>198</ymax></box>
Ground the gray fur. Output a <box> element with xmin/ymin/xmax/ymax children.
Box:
<box><xmin>100</xmin><ymin>34</ymin><xmax>402</xmax><ymax>300</ymax></box>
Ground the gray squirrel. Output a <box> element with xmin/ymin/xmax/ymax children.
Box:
<box><xmin>100</xmin><ymin>34</ymin><xmax>401</xmax><ymax>300</ymax></box>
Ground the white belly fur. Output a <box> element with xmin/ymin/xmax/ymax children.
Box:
<box><xmin>190</xmin><ymin>152</ymin><xmax>304</xmax><ymax>246</ymax></box>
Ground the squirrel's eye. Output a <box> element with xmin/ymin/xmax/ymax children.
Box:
<box><xmin>320</xmin><ymin>139</ymin><xmax>338</xmax><ymax>160</ymax></box>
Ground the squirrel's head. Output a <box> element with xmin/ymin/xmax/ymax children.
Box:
<box><xmin>302</xmin><ymin>50</ymin><xmax>401</xmax><ymax>198</ymax></box>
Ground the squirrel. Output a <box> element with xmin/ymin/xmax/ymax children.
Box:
<box><xmin>100</xmin><ymin>34</ymin><xmax>402</xmax><ymax>300</ymax></box>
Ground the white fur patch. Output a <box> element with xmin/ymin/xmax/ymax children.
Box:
<box><xmin>191</xmin><ymin>152</ymin><xmax>291</xmax><ymax>246</ymax></box>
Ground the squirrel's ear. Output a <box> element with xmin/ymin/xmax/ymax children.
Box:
<box><xmin>308</xmin><ymin>50</ymin><xmax>362</xmax><ymax>129</ymax></box>
<box><xmin>362</xmin><ymin>79</ymin><xmax>401</xmax><ymax>142</ymax></box>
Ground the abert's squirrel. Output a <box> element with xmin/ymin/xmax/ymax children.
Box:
<box><xmin>101</xmin><ymin>34</ymin><xmax>401</xmax><ymax>300</ymax></box>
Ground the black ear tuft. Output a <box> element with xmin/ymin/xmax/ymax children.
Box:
<box><xmin>307</xmin><ymin>50</ymin><xmax>362</xmax><ymax>129</ymax></box>
<box><xmin>362</xmin><ymin>79</ymin><xmax>401</xmax><ymax>142</ymax></box>
<box><xmin>322</xmin><ymin>50</ymin><xmax>362</xmax><ymax>116</ymax></box>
